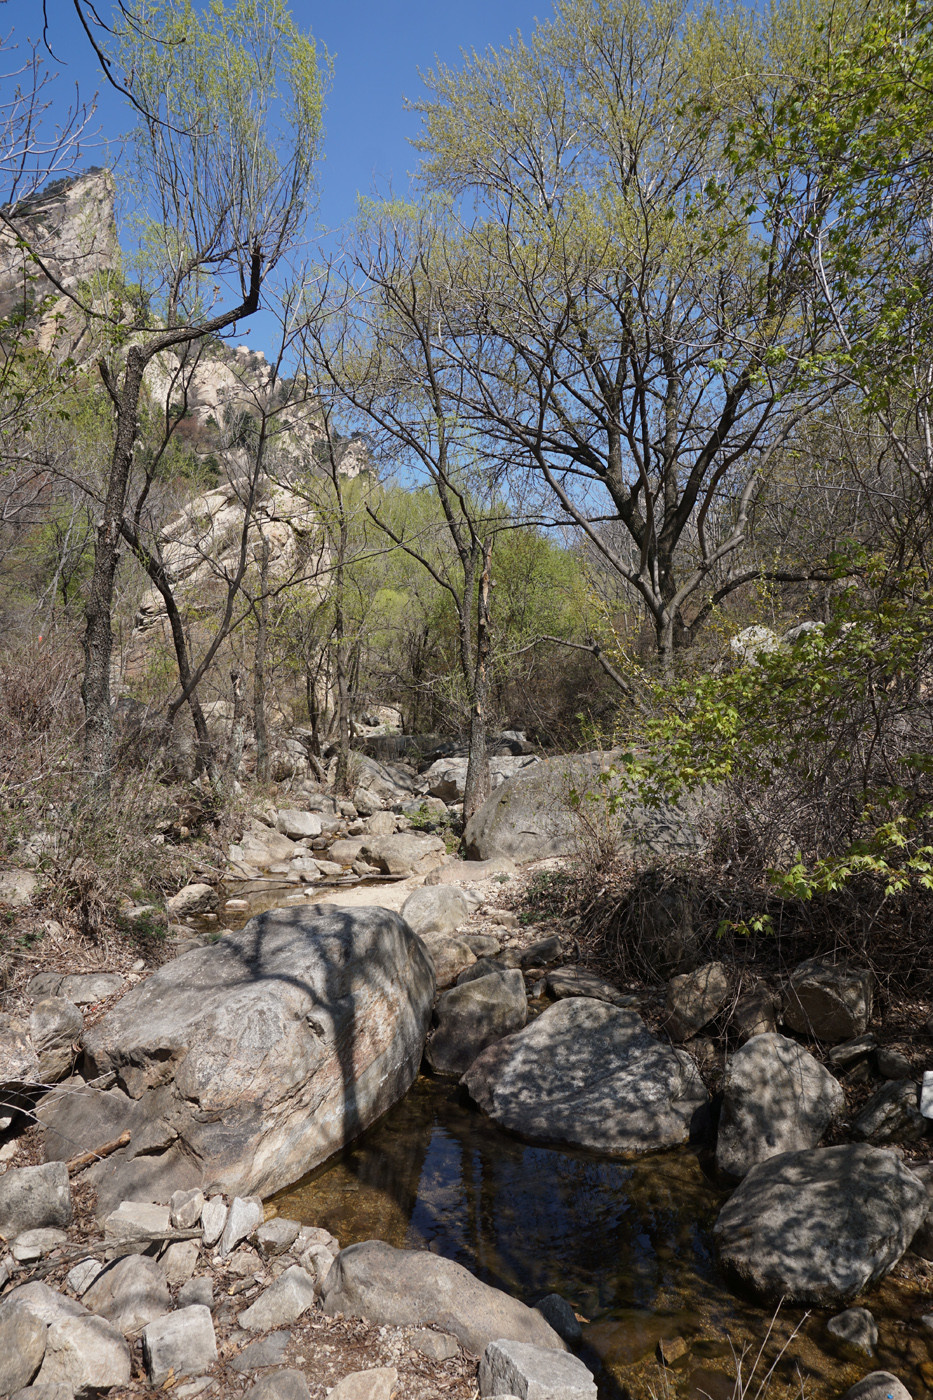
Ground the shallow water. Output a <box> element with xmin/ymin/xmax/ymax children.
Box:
<box><xmin>273</xmin><ymin>1076</ymin><xmax>933</xmax><ymax>1400</ymax></box>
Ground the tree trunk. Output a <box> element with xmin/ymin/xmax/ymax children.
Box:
<box><xmin>81</xmin><ymin>348</ymin><xmax>146</xmax><ymax>794</ymax></box>
<box><xmin>462</xmin><ymin>544</ymin><xmax>493</xmax><ymax>823</ymax></box>
<box><xmin>224</xmin><ymin>669</ymin><xmax>247</xmax><ymax>787</ymax></box>
<box><xmin>254</xmin><ymin>530</ymin><xmax>271</xmax><ymax>785</ymax></box>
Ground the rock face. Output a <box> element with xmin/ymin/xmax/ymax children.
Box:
<box><xmin>50</xmin><ymin>907</ymin><xmax>434</xmax><ymax>1202</ymax></box>
<box><xmin>463</xmin><ymin>752</ymin><xmax>701</xmax><ymax>864</ymax></box>
<box><xmin>0</xmin><ymin>169</ymin><xmax>119</xmax><ymax>328</ymax></box>
<box><xmin>716</xmin><ymin>1033</ymin><xmax>845</xmax><ymax>1179</ymax></box>
<box><xmin>320</xmin><ymin>1241</ymin><xmax>566</xmax><ymax>1355</ymax></box>
<box><xmin>782</xmin><ymin>958</ymin><xmax>872</xmax><ymax>1043</ymax></box>
<box><xmin>425</xmin><ymin>969</ymin><xmax>528</xmax><ymax>1076</ymax></box>
<box><xmin>714</xmin><ymin>1144</ymin><xmax>928</xmax><ymax>1304</ymax></box>
<box><xmin>462</xmin><ymin>997</ymin><xmax>707</xmax><ymax>1155</ymax></box>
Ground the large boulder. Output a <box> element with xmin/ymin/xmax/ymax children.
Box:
<box><xmin>44</xmin><ymin>907</ymin><xmax>435</xmax><ymax>1204</ymax></box>
<box><xmin>716</xmin><ymin>1034</ymin><xmax>845</xmax><ymax>1178</ymax></box>
<box><xmin>360</xmin><ymin>833</ymin><xmax>447</xmax><ymax>877</ymax></box>
<box><xmin>714</xmin><ymin>1144</ymin><xmax>928</xmax><ymax>1304</ymax></box>
<box><xmin>320</xmin><ymin>1240</ymin><xmax>566</xmax><ymax>1355</ymax></box>
<box><xmin>400</xmin><ymin>886</ymin><xmax>480</xmax><ymax>938</ymax></box>
<box><xmin>462</xmin><ymin>997</ymin><xmax>707</xmax><ymax>1154</ymax></box>
<box><xmin>418</xmin><ymin>934</ymin><xmax>477</xmax><ymax>990</ymax></box>
<box><xmin>463</xmin><ymin>752</ymin><xmax>701</xmax><ymax>864</ymax></box>
<box><xmin>426</xmin><ymin>969</ymin><xmax>528</xmax><ymax>1076</ymax></box>
<box><xmin>782</xmin><ymin>958</ymin><xmax>872</xmax><ymax>1043</ymax></box>
<box><xmin>665</xmin><ymin>961</ymin><xmax>732</xmax><ymax>1041</ymax></box>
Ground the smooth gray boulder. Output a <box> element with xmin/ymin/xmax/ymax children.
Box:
<box><xmin>426</xmin><ymin>969</ymin><xmax>528</xmax><ymax>1076</ymax></box>
<box><xmin>716</xmin><ymin>1033</ymin><xmax>845</xmax><ymax>1178</ymax></box>
<box><xmin>82</xmin><ymin>1255</ymin><xmax>171</xmax><ymax>1335</ymax></box>
<box><xmin>142</xmin><ymin>1306</ymin><xmax>217</xmax><ymax>1385</ymax></box>
<box><xmin>714</xmin><ymin>1145</ymin><xmax>929</xmax><ymax>1304</ymax></box>
<box><xmin>533</xmin><ymin>1294</ymin><xmax>582</xmax><ymax>1345</ymax></box>
<box><xmin>400</xmin><ymin>885</ymin><xmax>478</xmax><ymax>938</ymax></box>
<box><xmin>841</xmin><ymin>1375</ymin><xmax>912</xmax><ymax>1400</ymax></box>
<box><xmin>321</xmin><ymin>1240</ymin><xmax>566</xmax><ymax>1355</ymax></box>
<box><xmin>0</xmin><ymin>1162</ymin><xmax>72</xmax><ymax>1239</ymax></box>
<box><xmin>478</xmin><ymin>1339</ymin><xmax>597</xmax><ymax>1399</ymax></box>
<box><xmin>783</xmin><ymin>958</ymin><xmax>872</xmax><ymax>1043</ymax></box>
<box><xmin>45</xmin><ymin>906</ymin><xmax>433</xmax><ymax>1203</ymax></box>
<box><xmin>462</xmin><ymin>997</ymin><xmax>707</xmax><ymax>1155</ymax></box>
<box><xmin>463</xmin><ymin>751</ymin><xmax>700</xmax><ymax>863</ymax></box>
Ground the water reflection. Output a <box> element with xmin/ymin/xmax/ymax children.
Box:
<box><xmin>273</xmin><ymin>1077</ymin><xmax>929</xmax><ymax>1399</ymax></box>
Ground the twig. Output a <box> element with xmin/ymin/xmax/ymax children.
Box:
<box><xmin>66</xmin><ymin>1129</ymin><xmax>131</xmax><ymax>1175</ymax></box>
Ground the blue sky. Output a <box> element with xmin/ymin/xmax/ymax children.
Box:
<box><xmin>2</xmin><ymin>0</ymin><xmax>548</xmax><ymax>235</ymax></box>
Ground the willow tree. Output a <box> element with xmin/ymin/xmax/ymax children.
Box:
<box><xmin>409</xmin><ymin>0</ymin><xmax>845</xmax><ymax>671</ymax></box>
<box><xmin>8</xmin><ymin>0</ymin><xmax>327</xmax><ymax>791</ymax></box>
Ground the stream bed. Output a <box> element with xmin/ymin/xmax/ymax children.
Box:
<box><xmin>273</xmin><ymin>1076</ymin><xmax>932</xmax><ymax>1400</ymax></box>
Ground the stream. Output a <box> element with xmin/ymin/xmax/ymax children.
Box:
<box><xmin>219</xmin><ymin>881</ymin><xmax>933</xmax><ymax>1400</ymax></box>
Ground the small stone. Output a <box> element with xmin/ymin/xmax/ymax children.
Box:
<box><xmin>176</xmin><ymin>1380</ymin><xmax>216</xmax><ymax>1400</ymax></box>
<box><xmin>103</xmin><ymin>1200</ymin><xmax>171</xmax><ymax>1250</ymax></box>
<box><xmin>877</xmin><ymin>1049</ymin><xmax>912</xmax><ymax>1080</ymax></box>
<box><xmin>142</xmin><ymin>1306</ymin><xmax>218</xmax><ymax>1386</ymax></box>
<box><xmin>243</xmin><ymin>1371</ymin><xmax>310</xmax><ymax>1400</ymax></box>
<box><xmin>479</xmin><ymin>1338</ymin><xmax>597</xmax><ymax>1399</ymax></box>
<box><xmin>657</xmin><ymin>1336</ymin><xmax>689</xmax><ymax>1365</ymax></box>
<box><xmin>827</xmin><ymin>1307</ymin><xmax>878</xmax><ymax>1355</ymax></box>
<box><xmin>410</xmin><ymin>1328</ymin><xmax>459</xmax><ymax>1361</ymax></box>
<box><xmin>251</xmin><ymin>1218</ymin><xmax>302</xmax><ymax>1257</ymax></box>
<box><xmin>520</xmin><ymin>935</ymin><xmax>563</xmax><ymax>968</ymax></box>
<box><xmin>12</xmin><ymin>1228</ymin><xmax>68</xmax><ymax>1262</ymax></box>
<box><xmin>229</xmin><ymin>1328</ymin><xmax>292</xmax><ymax>1372</ymax></box>
<box><xmin>166</xmin><ymin>884</ymin><xmax>219</xmax><ymax>919</ymax></box>
<box><xmin>170</xmin><ymin>1188</ymin><xmax>205</xmax><ymax>1230</ymax></box>
<box><xmin>200</xmin><ymin>1197</ymin><xmax>227</xmax><ymax>1247</ymax></box>
<box><xmin>328</xmin><ymin>1368</ymin><xmax>398</xmax><ymax>1400</ymax></box>
<box><xmin>220</xmin><ymin>1196</ymin><xmax>263</xmax><ymax>1257</ymax></box>
<box><xmin>297</xmin><ymin>1243</ymin><xmax>335</xmax><ymax>1289</ymax></box>
<box><xmin>666</xmin><ymin>961</ymin><xmax>731</xmax><ymax>1041</ymax></box>
<box><xmin>66</xmin><ymin>1259</ymin><xmax>103</xmax><ymax>1296</ymax></box>
<box><xmin>237</xmin><ymin>1264</ymin><xmax>316</xmax><ymax>1331</ymax></box>
<box><xmin>827</xmin><ymin>1035</ymin><xmax>878</xmax><ymax>1069</ymax></box>
<box><xmin>161</xmin><ymin>1239</ymin><xmax>201</xmax><ymax>1286</ymax></box>
<box><xmin>533</xmin><ymin>1293</ymin><xmax>583</xmax><ymax>1345</ymax></box>
<box><xmin>178</xmin><ymin>1276</ymin><xmax>215</xmax><ymax>1311</ymax></box>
